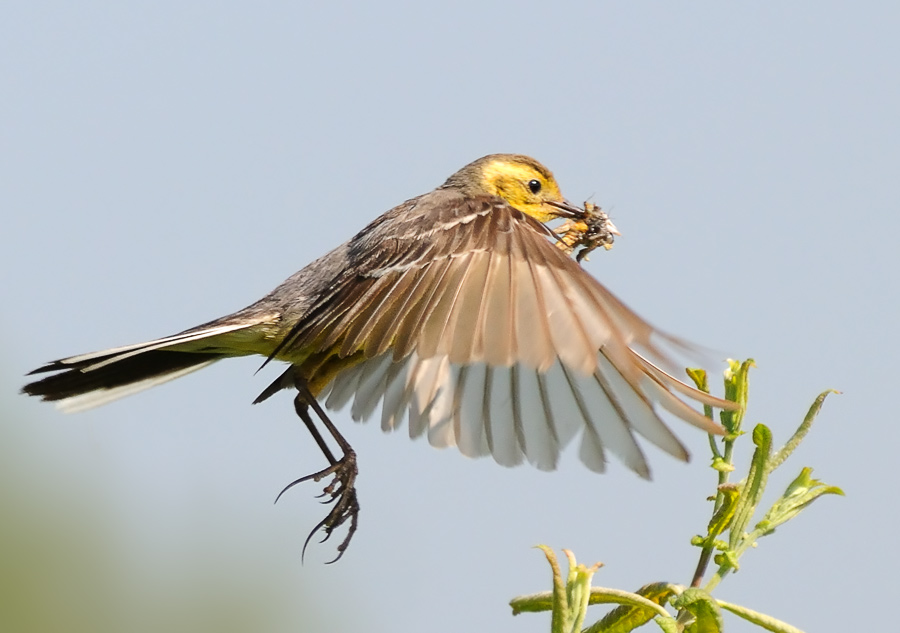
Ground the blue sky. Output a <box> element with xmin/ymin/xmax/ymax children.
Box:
<box><xmin>3</xmin><ymin>3</ymin><xmax>896</xmax><ymax>631</ymax></box>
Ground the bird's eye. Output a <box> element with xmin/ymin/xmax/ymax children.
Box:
<box><xmin>528</xmin><ymin>179</ymin><xmax>542</xmax><ymax>194</ymax></box>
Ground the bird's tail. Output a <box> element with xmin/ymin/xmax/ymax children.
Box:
<box><xmin>22</xmin><ymin>320</ymin><xmax>270</xmax><ymax>413</ymax></box>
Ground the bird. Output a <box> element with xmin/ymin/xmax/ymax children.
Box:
<box><xmin>22</xmin><ymin>153</ymin><xmax>734</xmax><ymax>560</ymax></box>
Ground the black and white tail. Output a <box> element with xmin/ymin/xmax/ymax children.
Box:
<box><xmin>22</xmin><ymin>322</ymin><xmax>262</xmax><ymax>413</ymax></box>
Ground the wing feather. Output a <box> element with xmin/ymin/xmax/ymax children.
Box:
<box><xmin>288</xmin><ymin>193</ymin><xmax>733</xmax><ymax>476</ymax></box>
<box><xmin>509</xmin><ymin>226</ymin><xmax>556</xmax><ymax>371</ymax></box>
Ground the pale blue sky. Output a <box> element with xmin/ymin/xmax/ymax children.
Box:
<box><xmin>3</xmin><ymin>3</ymin><xmax>897</xmax><ymax>632</ymax></box>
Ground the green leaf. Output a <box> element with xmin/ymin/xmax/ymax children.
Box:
<box><xmin>710</xmin><ymin>457</ymin><xmax>734</xmax><ymax>473</ymax></box>
<box><xmin>686</xmin><ymin>367</ymin><xmax>713</xmax><ymax>420</ymax></box>
<box><xmin>706</xmin><ymin>484</ymin><xmax>740</xmax><ymax>539</ymax></box>
<box><xmin>674</xmin><ymin>588</ymin><xmax>724</xmax><ymax>633</ymax></box>
<box><xmin>721</xmin><ymin>359</ymin><xmax>753</xmax><ymax>433</ymax></box>
<box><xmin>728</xmin><ymin>424</ymin><xmax>772</xmax><ymax>551</ymax></box>
<box><xmin>653</xmin><ymin>615</ymin><xmax>680</xmax><ymax>633</ymax></box>
<box><xmin>582</xmin><ymin>583</ymin><xmax>675</xmax><ymax>633</ymax></box>
<box><xmin>509</xmin><ymin>592</ymin><xmax>554</xmax><ymax>615</ymax></box>
<box><xmin>717</xmin><ymin>599</ymin><xmax>807</xmax><ymax>633</ymax></box>
<box><xmin>541</xmin><ymin>545</ymin><xmax>567</xmax><ymax>633</ymax></box>
<box><xmin>509</xmin><ymin>547</ymin><xmax>603</xmax><ymax>633</ymax></box>
<box><xmin>769</xmin><ymin>390</ymin><xmax>839</xmax><ymax>472</ymax></box>
<box><xmin>757</xmin><ymin>467</ymin><xmax>844</xmax><ymax>535</ymax></box>
<box><xmin>565</xmin><ymin>551</ymin><xmax>602</xmax><ymax>633</ymax></box>
<box><xmin>685</xmin><ymin>367</ymin><xmax>709</xmax><ymax>393</ymax></box>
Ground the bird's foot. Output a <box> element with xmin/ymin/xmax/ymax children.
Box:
<box><xmin>275</xmin><ymin>449</ymin><xmax>360</xmax><ymax>564</ymax></box>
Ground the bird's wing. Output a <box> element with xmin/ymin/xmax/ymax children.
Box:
<box><xmin>281</xmin><ymin>193</ymin><xmax>731</xmax><ymax>477</ymax></box>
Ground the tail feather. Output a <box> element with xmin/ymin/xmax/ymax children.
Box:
<box><xmin>23</xmin><ymin>350</ymin><xmax>224</xmax><ymax>412</ymax></box>
<box><xmin>22</xmin><ymin>318</ymin><xmax>276</xmax><ymax>412</ymax></box>
<box><xmin>28</xmin><ymin>323</ymin><xmax>253</xmax><ymax>374</ymax></box>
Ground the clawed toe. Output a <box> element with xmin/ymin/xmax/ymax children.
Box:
<box><xmin>277</xmin><ymin>449</ymin><xmax>360</xmax><ymax>563</ymax></box>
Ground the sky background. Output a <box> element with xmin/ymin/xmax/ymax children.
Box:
<box><xmin>2</xmin><ymin>3</ymin><xmax>896</xmax><ymax>632</ymax></box>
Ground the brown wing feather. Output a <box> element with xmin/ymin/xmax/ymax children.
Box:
<box><xmin>391</xmin><ymin>258</ymin><xmax>454</xmax><ymax>359</ymax></box>
<box><xmin>281</xmin><ymin>189</ymin><xmax>733</xmax><ymax>424</ymax></box>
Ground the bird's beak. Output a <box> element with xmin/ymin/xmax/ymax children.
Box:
<box><xmin>544</xmin><ymin>201</ymin><xmax>622</xmax><ymax>238</ymax></box>
<box><xmin>544</xmin><ymin>199</ymin><xmax>586</xmax><ymax>219</ymax></box>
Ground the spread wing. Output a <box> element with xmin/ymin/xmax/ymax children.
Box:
<box><xmin>279</xmin><ymin>191</ymin><xmax>731</xmax><ymax>477</ymax></box>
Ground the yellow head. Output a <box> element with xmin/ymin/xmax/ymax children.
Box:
<box><xmin>441</xmin><ymin>154</ymin><xmax>569</xmax><ymax>223</ymax></box>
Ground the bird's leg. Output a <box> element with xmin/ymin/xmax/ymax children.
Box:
<box><xmin>274</xmin><ymin>378</ymin><xmax>359</xmax><ymax>563</ymax></box>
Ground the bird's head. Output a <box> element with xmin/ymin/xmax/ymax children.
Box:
<box><xmin>441</xmin><ymin>154</ymin><xmax>580</xmax><ymax>223</ymax></box>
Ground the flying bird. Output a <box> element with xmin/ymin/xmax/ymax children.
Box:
<box><xmin>23</xmin><ymin>154</ymin><xmax>733</xmax><ymax>560</ymax></box>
